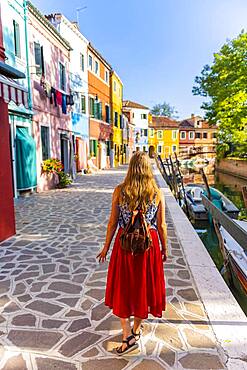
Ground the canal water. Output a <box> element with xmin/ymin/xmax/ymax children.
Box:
<box><xmin>181</xmin><ymin>165</ymin><xmax>247</xmax><ymax>315</ymax></box>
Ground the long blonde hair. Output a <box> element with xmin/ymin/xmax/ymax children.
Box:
<box><xmin>119</xmin><ymin>151</ymin><xmax>159</xmax><ymax>211</ymax></box>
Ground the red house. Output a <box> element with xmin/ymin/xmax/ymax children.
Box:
<box><xmin>0</xmin><ymin>5</ymin><xmax>28</xmax><ymax>241</ymax></box>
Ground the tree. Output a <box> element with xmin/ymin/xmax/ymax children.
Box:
<box><xmin>151</xmin><ymin>101</ymin><xmax>178</xmax><ymax>118</ymax></box>
<box><xmin>193</xmin><ymin>31</ymin><xmax>247</xmax><ymax>158</ymax></box>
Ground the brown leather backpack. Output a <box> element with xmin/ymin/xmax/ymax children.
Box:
<box><xmin>120</xmin><ymin>210</ymin><xmax>152</xmax><ymax>256</ymax></box>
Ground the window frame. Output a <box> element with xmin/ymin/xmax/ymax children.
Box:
<box><xmin>34</xmin><ymin>42</ymin><xmax>45</xmax><ymax>76</ymax></box>
<box><xmin>189</xmin><ymin>131</ymin><xmax>195</xmax><ymax>140</ymax></box>
<box><xmin>40</xmin><ymin>125</ymin><xmax>50</xmax><ymax>161</ymax></box>
<box><xmin>59</xmin><ymin>62</ymin><xmax>66</xmax><ymax>91</ymax></box>
<box><xmin>81</xmin><ymin>95</ymin><xmax>86</xmax><ymax>114</ymax></box>
<box><xmin>13</xmin><ymin>20</ymin><xmax>21</xmax><ymax>58</ymax></box>
<box><xmin>203</xmin><ymin>132</ymin><xmax>208</xmax><ymax>139</ymax></box>
<box><xmin>94</xmin><ymin>60</ymin><xmax>99</xmax><ymax>75</ymax></box>
<box><xmin>149</xmin><ymin>128</ymin><xmax>154</xmax><ymax>138</ymax></box>
<box><xmin>180</xmin><ymin>131</ymin><xmax>186</xmax><ymax>140</ymax></box>
<box><xmin>172</xmin><ymin>130</ymin><xmax>177</xmax><ymax>140</ymax></box>
<box><xmin>157</xmin><ymin>130</ymin><xmax>163</xmax><ymax>139</ymax></box>
<box><xmin>80</xmin><ymin>53</ymin><xmax>84</xmax><ymax>72</ymax></box>
<box><xmin>157</xmin><ymin>144</ymin><xmax>162</xmax><ymax>154</ymax></box>
<box><xmin>172</xmin><ymin>145</ymin><xmax>177</xmax><ymax>153</ymax></box>
<box><xmin>88</xmin><ymin>54</ymin><xmax>93</xmax><ymax>70</ymax></box>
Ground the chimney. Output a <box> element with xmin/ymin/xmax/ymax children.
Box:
<box><xmin>71</xmin><ymin>22</ymin><xmax>79</xmax><ymax>30</ymax></box>
<box><xmin>191</xmin><ymin>113</ymin><xmax>195</xmax><ymax>119</ymax></box>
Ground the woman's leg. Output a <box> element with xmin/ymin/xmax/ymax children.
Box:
<box><xmin>133</xmin><ymin>317</ymin><xmax>142</xmax><ymax>335</ymax></box>
<box><xmin>120</xmin><ymin>318</ymin><xmax>131</xmax><ymax>340</ymax></box>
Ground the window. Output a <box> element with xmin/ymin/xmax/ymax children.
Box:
<box><xmin>89</xmin><ymin>97</ymin><xmax>95</xmax><ymax>117</ymax></box>
<box><xmin>34</xmin><ymin>42</ymin><xmax>44</xmax><ymax>75</ymax></box>
<box><xmin>149</xmin><ymin>128</ymin><xmax>154</xmax><ymax>137</ymax></box>
<box><xmin>105</xmin><ymin>104</ymin><xmax>110</xmax><ymax>123</ymax></box>
<box><xmin>13</xmin><ymin>20</ymin><xmax>21</xmax><ymax>58</ymax></box>
<box><xmin>172</xmin><ymin>130</ymin><xmax>177</xmax><ymax>140</ymax></box>
<box><xmin>143</xmin><ymin>129</ymin><xmax>148</xmax><ymax>136</ymax></box>
<box><xmin>189</xmin><ymin>131</ymin><xmax>194</xmax><ymax>140</ymax></box>
<box><xmin>141</xmin><ymin>114</ymin><xmax>147</xmax><ymax>119</ymax></box>
<box><xmin>132</xmin><ymin>113</ymin><xmax>135</xmax><ymax>118</ymax></box>
<box><xmin>195</xmin><ymin>132</ymin><xmax>201</xmax><ymax>139</ymax></box>
<box><xmin>94</xmin><ymin>101</ymin><xmax>102</xmax><ymax>120</ymax></box>
<box><xmin>172</xmin><ymin>145</ymin><xmax>177</xmax><ymax>153</ymax></box>
<box><xmin>157</xmin><ymin>145</ymin><xmax>162</xmax><ymax>154</ymax></box>
<box><xmin>41</xmin><ymin>126</ymin><xmax>50</xmax><ymax>160</ymax></box>
<box><xmin>106</xmin><ymin>141</ymin><xmax>111</xmax><ymax>156</ymax></box>
<box><xmin>157</xmin><ymin>130</ymin><xmax>163</xmax><ymax>139</ymax></box>
<box><xmin>119</xmin><ymin>115</ymin><xmax>123</xmax><ymax>129</ymax></box>
<box><xmin>89</xmin><ymin>139</ymin><xmax>98</xmax><ymax>157</ymax></box>
<box><xmin>88</xmin><ymin>55</ymin><xmax>93</xmax><ymax>70</ymax></box>
<box><xmin>180</xmin><ymin>131</ymin><xmax>186</xmax><ymax>139</ymax></box>
<box><xmin>80</xmin><ymin>53</ymin><xmax>84</xmax><ymax>72</ymax></box>
<box><xmin>81</xmin><ymin>95</ymin><xmax>86</xmax><ymax>113</ymax></box>
<box><xmin>114</xmin><ymin>111</ymin><xmax>118</xmax><ymax>127</ymax></box>
<box><xmin>212</xmin><ymin>132</ymin><xmax>217</xmax><ymax>139</ymax></box>
<box><xmin>114</xmin><ymin>81</ymin><xmax>117</xmax><ymax>92</ymax></box>
<box><xmin>143</xmin><ymin>146</ymin><xmax>147</xmax><ymax>152</ymax></box>
<box><xmin>95</xmin><ymin>60</ymin><xmax>99</xmax><ymax>75</ymax></box>
<box><xmin>105</xmin><ymin>70</ymin><xmax>109</xmax><ymax>83</ymax></box>
<box><xmin>59</xmin><ymin>62</ymin><xmax>66</xmax><ymax>91</ymax></box>
<box><xmin>203</xmin><ymin>132</ymin><xmax>208</xmax><ymax>139</ymax></box>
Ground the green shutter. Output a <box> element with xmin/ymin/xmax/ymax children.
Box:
<box><xmin>81</xmin><ymin>95</ymin><xmax>86</xmax><ymax>113</ymax></box>
<box><xmin>34</xmin><ymin>42</ymin><xmax>42</xmax><ymax>75</ymax></box>
<box><xmin>99</xmin><ymin>102</ymin><xmax>102</xmax><ymax>120</ymax></box>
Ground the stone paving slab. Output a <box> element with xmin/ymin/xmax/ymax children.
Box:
<box><xmin>0</xmin><ymin>167</ymin><xmax>229</xmax><ymax>369</ymax></box>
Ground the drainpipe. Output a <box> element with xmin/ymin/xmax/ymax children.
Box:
<box><xmin>23</xmin><ymin>0</ymin><xmax>32</xmax><ymax>111</ymax></box>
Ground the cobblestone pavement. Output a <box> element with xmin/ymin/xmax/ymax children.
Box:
<box><xmin>0</xmin><ymin>167</ymin><xmax>227</xmax><ymax>369</ymax></box>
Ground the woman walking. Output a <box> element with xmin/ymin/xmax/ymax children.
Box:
<box><xmin>97</xmin><ymin>152</ymin><xmax>167</xmax><ymax>355</ymax></box>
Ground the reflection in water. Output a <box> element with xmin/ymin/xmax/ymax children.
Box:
<box><xmin>181</xmin><ymin>164</ymin><xmax>247</xmax><ymax>315</ymax></box>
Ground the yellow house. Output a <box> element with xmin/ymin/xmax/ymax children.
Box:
<box><xmin>149</xmin><ymin>116</ymin><xmax>179</xmax><ymax>159</ymax></box>
<box><xmin>110</xmin><ymin>71</ymin><xmax>123</xmax><ymax>166</ymax></box>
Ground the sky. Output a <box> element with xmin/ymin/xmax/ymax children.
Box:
<box><xmin>32</xmin><ymin>0</ymin><xmax>247</xmax><ymax>119</ymax></box>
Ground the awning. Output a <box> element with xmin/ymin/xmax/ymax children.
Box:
<box><xmin>0</xmin><ymin>75</ymin><xmax>28</xmax><ymax>108</ymax></box>
<box><xmin>0</xmin><ymin>61</ymin><xmax>26</xmax><ymax>79</ymax></box>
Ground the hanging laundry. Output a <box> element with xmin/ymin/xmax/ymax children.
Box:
<box><xmin>56</xmin><ymin>90</ymin><xmax>62</xmax><ymax>106</ymax></box>
<box><xmin>46</xmin><ymin>83</ymin><xmax>52</xmax><ymax>99</ymax></box>
<box><xmin>50</xmin><ymin>87</ymin><xmax>57</xmax><ymax>106</ymax></box>
<box><xmin>62</xmin><ymin>94</ymin><xmax>67</xmax><ymax>114</ymax></box>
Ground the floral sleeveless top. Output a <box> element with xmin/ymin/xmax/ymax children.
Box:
<box><xmin>118</xmin><ymin>193</ymin><xmax>159</xmax><ymax>229</ymax></box>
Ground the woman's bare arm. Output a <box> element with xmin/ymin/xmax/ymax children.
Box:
<box><xmin>97</xmin><ymin>186</ymin><xmax>120</xmax><ymax>262</ymax></box>
<box><xmin>156</xmin><ymin>190</ymin><xmax>168</xmax><ymax>257</ymax></box>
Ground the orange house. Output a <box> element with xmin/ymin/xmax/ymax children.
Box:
<box><xmin>88</xmin><ymin>43</ymin><xmax>112</xmax><ymax>169</ymax></box>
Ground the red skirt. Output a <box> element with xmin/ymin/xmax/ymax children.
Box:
<box><xmin>105</xmin><ymin>228</ymin><xmax>166</xmax><ymax>319</ymax></box>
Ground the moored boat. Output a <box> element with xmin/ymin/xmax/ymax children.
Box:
<box><xmin>182</xmin><ymin>183</ymin><xmax>239</xmax><ymax>221</ymax></box>
<box><xmin>220</xmin><ymin>220</ymin><xmax>247</xmax><ymax>295</ymax></box>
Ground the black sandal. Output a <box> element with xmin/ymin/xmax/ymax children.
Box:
<box><xmin>116</xmin><ymin>334</ymin><xmax>138</xmax><ymax>355</ymax></box>
<box><xmin>131</xmin><ymin>324</ymin><xmax>143</xmax><ymax>341</ymax></box>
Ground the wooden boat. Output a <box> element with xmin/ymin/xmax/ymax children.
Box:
<box><xmin>220</xmin><ymin>220</ymin><xmax>247</xmax><ymax>295</ymax></box>
<box><xmin>182</xmin><ymin>183</ymin><xmax>239</xmax><ymax>221</ymax></box>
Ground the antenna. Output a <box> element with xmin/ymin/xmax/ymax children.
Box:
<box><xmin>76</xmin><ymin>6</ymin><xmax>87</xmax><ymax>28</ymax></box>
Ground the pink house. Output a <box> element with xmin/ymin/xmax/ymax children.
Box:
<box><xmin>27</xmin><ymin>2</ymin><xmax>73</xmax><ymax>192</ymax></box>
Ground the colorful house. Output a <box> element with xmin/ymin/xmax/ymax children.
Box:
<box><xmin>1</xmin><ymin>0</ymin><xmax>37</xmax><ymax>197</ymax></box>
<box><xmin>179</xmin><ymin>119</ymin><xmax>195</xmax><ymax>156</ymax></box>
<box><xmin>46</xmin><ymin>13</ymin><xmax>89</xmax><ymax>173</ymax></box>
<box><xmin>123</xmin><ymin>100</ymin><xmax>149</xmax><ymax>153</ymax></box>
<box><xmin>88</xmin><ymin>43</ymin><xmax>112</xmax><ymax>169</ymax></box>
<box><xmin>185</xmin><ymin>114</ymin><xmax>218</xmax><ymax>159</ymax></box>
<box><xmin>123</xmin><ymin>112</ymin><xmax>135</xmax><ymax>160</ymax></box>
<box><xmin>27</xmin><ymin>2</ymin><xmax>73</xmax><ymax>191</ymax></box>
<box><xmin>149</xmin><ymin>116</ymin><xmax>179</xmax><ymax>159</ymax></box>
<box><xmin>0</xmin><ymin>3</ymin><xmax>30</xmax><ymax>240</ymax></box>
<box><xmin>110</xmin><ymin>71</ymin><xmax>123</xmax><ymax>166</ymax></box>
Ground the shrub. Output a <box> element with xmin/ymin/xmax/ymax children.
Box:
<box><xmin>57</xmin><ymin>171</ymin><xmax>72</xmax><ymax>188</ymax></box>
